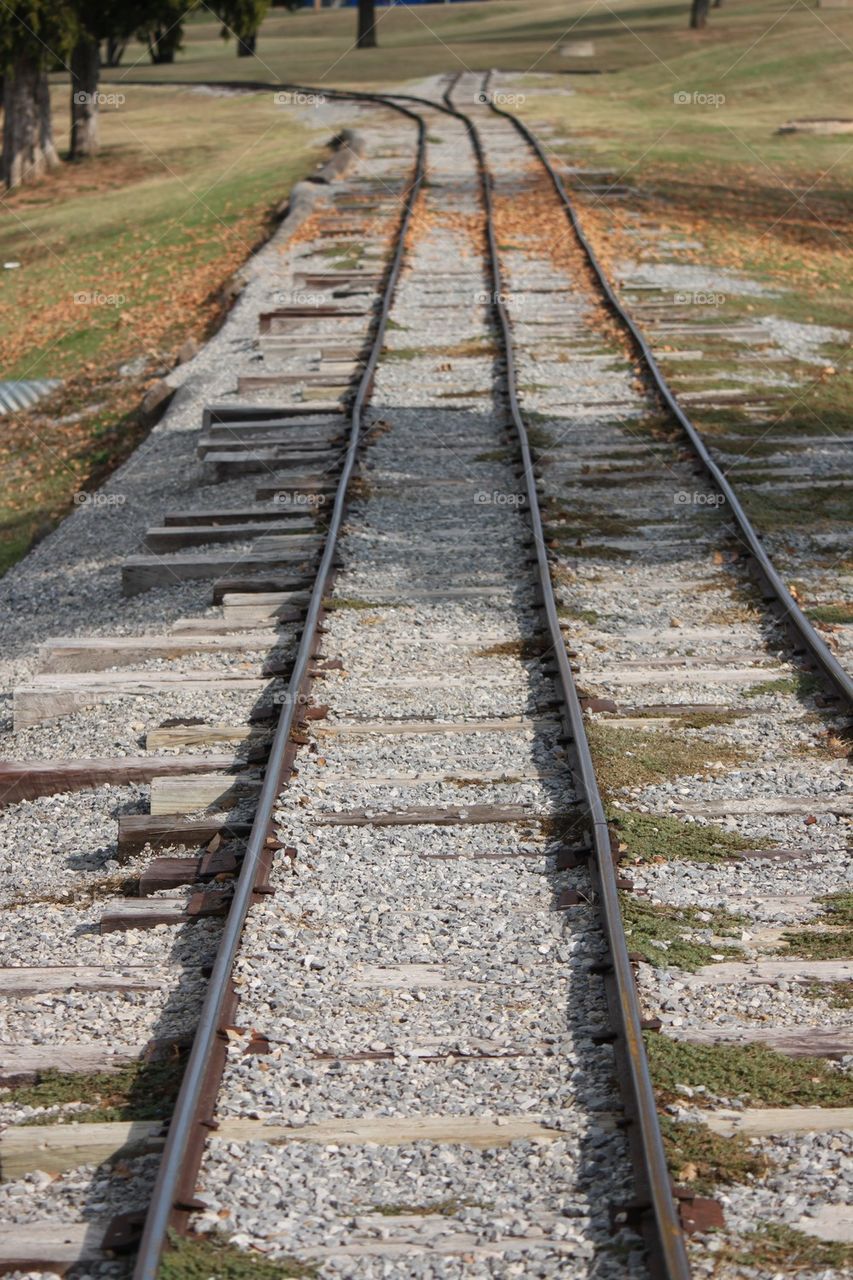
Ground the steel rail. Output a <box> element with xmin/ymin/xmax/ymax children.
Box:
<box><xmin>441</xmin><ymin>73</ymin><xmax>692</xmax><ymax>1280</ymax></box>
<box><xmin>133</xmin><ymin>92</ymin><xmax>427</xmax><ymax>1280</ymax></box>
<box><xmin>483</xmin><ymin>76</ymin><xmax>853</xmax><ymax>710</ymax></box>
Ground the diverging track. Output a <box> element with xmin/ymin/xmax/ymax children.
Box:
<box><xmin>0</xmin><ymin>70</ymin><xmax>849</xmax><ymax>1280</ymax></box>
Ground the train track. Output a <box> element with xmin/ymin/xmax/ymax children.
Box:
<box><xmin>0</xmin><ymin>70</ymin><xmax>849</xmax><ymax>1280</ymax></box>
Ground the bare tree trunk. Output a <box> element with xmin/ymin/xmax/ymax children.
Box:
<box><xmin>237</xmin><ymin>33</ymin><xmax>257</xmax><ymax>56</ymax></box>
<box><xmin>70</xmin><ymin>34</ymin><xmax>100</xmax><ymax>160</ymax></box>
<box><xmin>357</xmin><ymin>0</ymin><xmax>377</xmax><ymax>48</ymax></box>
<box><xmin>3</xmin><ymin>59</ymin><xmax>58</xmax><ymax>188</ymax></box>
<box><xmin>712</xmin><ymin>0</ymin><xmax>723</xmax><ymax>8</ymax></box>
<box><xmin>147</xmin><ymin>27</ymin><xmax>179</xmax><ymax>64</ymax></box>
<box><xmin>104</xmin><ymin>36</ymin><xmax>127</xmax><ymax>67</ymax></box>
<box><xmin>690</xmin><ymin>0</ymin><xmax>710</xmax><ymax>26</ymax></box>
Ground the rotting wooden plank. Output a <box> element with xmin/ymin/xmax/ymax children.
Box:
<box><xmin>704</xmin><ymin>1108</ymin><xmax>853</xmax><ymax>1138</ymax></box>
<box><xmin>143</xmin><ymin>525</ymin><xmax>320</xmax><ymax>552</ymax></box>
<box><xmin>122</xmin><ymin>550</ymin><xmax>315</xmax><ymax>596</ymax></box>
<box><xmin>312</xmin><ymin>768</ymin><xmax>553</xmax><ymax>786</ymax></box>
<box><xmin>311</xmin><ymin>804</ymin><xmax>543</xmax><ymax>828</ymax></box>
<box><xmin>13</xmin><ymin>672</ymin><xmax>266</xmax><ymax>730</ymax></box>
<box><xmin>100</xmin><ymin>893</ymin><xmax>227</xmax><ymax>932</ymax></box>
<box><xmin>37</xmin><ymin>633</ymin><xmax>287</xmax><ymax>673</ymax></box>
<box><xmin>685</xmin><ymin>960</ymin><xmax>853</xmax><ymax>986</ymax></box>
<box><xmin>0</xmin><ymin>966</ymin><xmax>163</xmax><ymax>995</ymax></box>
<box><xmin>170</xmin><ymin>614</ymin><xmax>302</xmax><ymax>635</ymax></box>
<box><xmin>162</xmin><ymin>506</ymin><xmax>320</xmax><ymax>526</ymax></box>
<box><xmin>0</xmin><ymin>754</ymin><xmax>236</xmax><ymax>806</ymax></box>
<box><xmin>584</xmin><ymin>666</ymin><xmax>791</xmax><ymax>687</ymax></box>
<box><xmin>117</xmin><ymin>813</ymin><xmax>251</xmax><ymax>854</ymax></box>
<box><xmin>146</xmin><ymin>723</ymin><xmax>258</xmax><ymax>750</ymax></box>
<box><xmin>0</xmin><ymin>1120</ymin><xmax>165</xmax><ymax>1180</ymax></box>
<box><xmin>149</xmin><ymin>772</ymin><xmax>261</xmax><ymax>816</ymax></box>
<box><xmin>211</xmin><ymin>573</ymin><xmax>315</xmax><ymax>604</ymax></box>
<box><xmin>315</xmin><ymin>716</ymin><xmax>553</xmax><ymax>738</ymax></box>
<box><xmin>0</xmin><ymin>1043</ymin><xmax>144</xmax><ymax>1085</ymax></box>
<box><xmin>351</xmin><ymin>964</ymin><xmax>469</xmax><ymax>990</ymax></box>
<box><xmin>673</xmin><ymin>1025</ymin><xmax>853</xmax><ymax>1059</ymax></box>
<box><xmin>214</xmin><ymin>1115</ymin><xmax>564</xmax><ymax>1149</ymax></box>
<box><xmin>0</xmin><ymin>1221</ymin><xmax>110</xmax><ymax>1270</ymax></box>
<box><xmin>203</xmin><ymin>402</ymin><xmax>346</xmax><ymax>424</ymax></box>
<box><xmin>677</xmin><ymin>796</ymin><xmax>852</xmax><ymax>818</ymax></box>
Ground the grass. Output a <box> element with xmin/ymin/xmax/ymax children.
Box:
<box><xmin>808</xmin><ymin>603</ymin><xmax>853</xmax><ymax>626</ymax></box>
<box><xmin>322</xmin><ymin>595</ymin><xmax>402</xmax><ymax>611</ymax></box>
<box><xmin>645</xmin><ymin>1035</ymin><xmax>853</xmax><ymax>1108</ymax></box>
<box><xmin>160</xmin><ymin>1233</ymin><xmax>315</xmax><ymax>1280</ymax></box>
<box><xmin>781</xmin><ymin>891</ymin><xmax>853</xmax><ymax>961</ymax></box>
<box><xmin>369</xmin><ymin>1198</ymin><xmax>490</xmax><ymax>1216</ymax></box>
<box><xmin>743</xmin><ymin>673</ymin><xmax>821</xmax><ymax>699</ymax></box>
<box><xmin>7</xmin><ymin>1056</ymin><xmax>185</xmax><ymax>1125</ymax></box>
<box><xmin>716</xmin><ymin>1223</ymin><xmax>853</xmax><ymax>1275</ymax></box>
<box><xmin>586</xmin><ymin>721</ymin><xmax>745</xmax><ymax>796</ymax></box>
<box><xmin>475</xmin><ymin>637</ymin><xmax>545</xmax><ymax>659</ymax></box>
<box><xmin>659</xmin><ymin>1116</ymin><xmax>769</xmax><ymax>1195</ymax></box>
<box><xmin>0</xmin><ymin>85</ymin><xmax>323</xmax><ymax>575</ymax></box>
<box><xmin>621</xmin><ymin>895</ymin><xmax>743</xmax><ymax>971</ymax></box>
<box><xmin>803</xmin><ymin>981</ymin><xmax>853</xmax><ymax>1012</ymax></box>
<box><xmin>610</xmin><ymin>808</ymin><xmax>769</xmax><ymax>863</ymax></box>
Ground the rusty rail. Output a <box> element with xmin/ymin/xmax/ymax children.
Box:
<box><xmin>440</xmin><ymin>71</ymin><xmax>693</xmax><ymax>1280</ymax></box>
<box><xmin>132</xmin><ymin>91</ymin><xmax>427</xmax><ymax>1280</ymax></box>
<box><xmin>483</xmin><ymin>71</ymin><xmax>852</xmax><ymax>710</ymax></box>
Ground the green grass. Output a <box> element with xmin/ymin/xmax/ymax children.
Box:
<box><xmin>0</xmin><ymin>85</ymin><xmax>323</xmax><ymax>576</ymax></box>
<box><xmin>621</xmin><ymin>895</ymin><xmax>743</xmax><ymax>970</ymax></box>
<box><xmin>587</xmin><ymin>722</ymin><xmax>745</xmax><ymax>795</ymax></box>
<box><xmin>808</xmin><ymin>603</ymin><xmax>853</xmax><ymax>626</ymax></box>
<box><xmin>610</xmin><ymin>808</ymin><xmax>769</xmax><ymax>863</ymax></box>
<box><xmin>781</xmin><ymin>892</ymin><xmax>853</xmax><ymax>961</ymax></box>
<box><xmin>8</xmin><ymin>1056</ymin><xmax>185</xmax><ymax>1124</ymax></box>
<box><xmin>660</xmin><ymin>1116</ymin><xmax>769</xmax><ymax>1194</ymax></box>
<box><xmin>717</xmin><ymin>1223</ymin><xmax>853</xmax><ymax>1275</ymax></box>
<box><xmin>646</xmin><ymin>1035</ymin><xmax>853</xmax><ymax>1108</ymax></box>
<box><xmin>743</xmin><ymin>673</ymin><xmax>821</xmax><ymax>700</ymax></box>
<box><xmin>160</xmin><ymin>1233</ymin><xmax>315</xmax><ymax>1280</ymax></box>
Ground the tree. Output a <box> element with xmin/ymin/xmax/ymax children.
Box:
<box><xmin>69</xmin><ymin>4</ymin><xmax>148</xmax><ymax>159</ymax></box>
<box><xmin>0</xmin><ymin>1</ymin><xmax>73</xmax><ymax>188</ymax></box>
<box><xmin>216</xmin><ymin>0</ymin><xmax>271</xmax><ymax>57</ymax></box>
<box><xmin>356</xmin><ymin>0</ymin><xmax>376</xmax><ymax>49</ymax></box>
<box><xmin>689</xmin><ymin>0</ymin><xmax>710</xmax><ymax>26</ymax></box>
<box><xmin>138</xmin><ymin>0</ymin><xmax>197</xmax><ymax>64</ymax></box>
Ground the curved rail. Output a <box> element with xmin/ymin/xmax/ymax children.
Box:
<box><xmin>441</xmin><ymin>73</ymin><xmax>692</xmax><ymax>1280</ymax></box>
<box><xmin>133</xmin><ymin>92</ymin><xmax>427</xmax><ymax>1280</ymax></box>
<box><xmin>483</xmin><ymin>74</ymin><xmax>852</xmax><ymax>709</ymax></box>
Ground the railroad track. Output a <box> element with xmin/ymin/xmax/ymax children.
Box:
<box><xmin>0</xmin><ymin>71</ymin><xmax>849</xmax><ymax>1280</ymax></box>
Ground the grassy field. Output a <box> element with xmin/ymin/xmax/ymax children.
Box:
<box><xmin>0</xmin><ymin>87</ymin><xmax>323</xmax><ymax>573</ymax></box>
<box><xmin>2</xmin><ymin>0</ymin><xmax>850</xmax><ymax>574</ymax></box>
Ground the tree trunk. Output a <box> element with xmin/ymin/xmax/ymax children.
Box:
<box><xmin>690</xmin><ymin>0</ymin><xmax>710</xmax><ymax>26</ymax></box>
<box><xmin>237</xmin><ymin>33</ymin><xmax>257</xmax><ymax>56</ymax></box>
<box><xmin>104</xmin><ymin>36</ymin><xmax>127</xmax><ymax>67</ymax></box>
<box><xmin>147</xmin><ymin>27</ymin><xmax>179</xmax><ymax>64</ymax></box>
<box><xmin>3</xmin><ymin>59</ymin><xmax>58</xmax><ymax>188</ymax></box>
<box><xmin>70</xmin><ymin>35</ymin><xmax>100</xmax><ymax>160</ymax></box>
<box><xmin>357</xmin><ymin>0</ymin><xmax>377</xmax><ymax>48</ymax></box>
